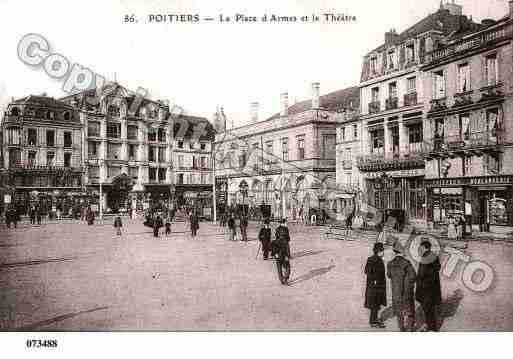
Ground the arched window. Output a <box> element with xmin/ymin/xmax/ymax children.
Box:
<box><xmin>108</xmin><ymin>105</ymin><xmax>120</xmax><ymax>117</ymax></box>
<box><xmin>63</xmin><ymin>112</ymin><xmax>71</xmax><ymax>121</ymax></box>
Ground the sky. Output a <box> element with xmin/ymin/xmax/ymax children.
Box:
<box><xmin>0</xmin><ymin>0</ymin><xmax>509</xmax><ymax>126</ymax></box>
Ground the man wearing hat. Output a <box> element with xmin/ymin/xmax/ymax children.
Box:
<box><xmin>273</xmin><ymin>218</ymin><xmax>291</xmax><ymax>259</ymax></box>
<box><xmin>258</xmin><ymin>220</ymin><xmax>272</xmax><ymax>260</ymax></box>
<box><xmin>387</xmin><ymin>240</ymin><xmax>417</xmax><ymax>331</ymax></box>
<box><xmin>364</xmin><ymin>242</ymin><xmax>387</xmax><ymax>328</ymax></box>
<box><xmin>416</xmin><ymin>240</ymin><xmax>442</xmax><ymax>331</ymax></box>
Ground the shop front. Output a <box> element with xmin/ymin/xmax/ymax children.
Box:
<box><xmin>364</xmin><ymin>168</ymin><xmax>426</xmax><ymax>223</ymax></box>
<box><xmin>425</xmin><ymin>175</ymin><xmax>513</xmax><ymax>232</ymax></box>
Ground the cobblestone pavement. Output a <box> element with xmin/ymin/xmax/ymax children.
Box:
<box><xmin>1</xmin><ymin>219</ymin><xmax>512</xmax><ymax>331</ymax></box>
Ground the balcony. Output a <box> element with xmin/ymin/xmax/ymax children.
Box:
<box><xmin>424</xmin><ymin>130</ymin><xmax>503</xmax><ymax>158</ymax></box>
<box><xmin>429</xmin><ymin>98</ymin><xmax>447</xmax><ymax>112</ymax></box>
<box><xmin>479</xmin><ymin>83</ymin><xmax>504</xmax><ymax>103</ymax></box>
<box><xmin>368</xmin><ymin>101</ymin><xmax>381</xmax><ymax>114</ymax></box>
<box><xmin>356</xmin><ymin>145</ymin><xmax>426</xmax><ymax>172</ymax></box>
<box><xmin>404</xmin><ymin>92</ymin><xmax>418</xmax><ymax>107</ymax></box>
<box><xmin>385</xmin><ymin>97</ymin><xmax>398</xmax><ymax>111</ymax></box>
<box><xmin>8</xmin><ymin>162</ymin><xmax>82</xmax><ymax>173</ymax></box>
<box><xmin>423</xmin><ymin>22</ymin><xmax>513</xmax><ymax>67</ymax></box>
<box><xmin>453</xmin><ymin>91</ymin><xmax>473</xmax><ymax>108</ymax></box>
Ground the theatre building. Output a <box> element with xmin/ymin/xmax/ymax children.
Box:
<box><xmin>1</xmin><ymin>95</ymin><xmax>84</xmax><ymax>216</ymax></box>
<box><xmin>357</xmin><ymin>2</ymin><xmax>483</xmax><ymax>224</ymax></box>
<box><xmin>422</xmin><ymin>5</ymin><xmax>513</xmax><ymax>231</ymax></box>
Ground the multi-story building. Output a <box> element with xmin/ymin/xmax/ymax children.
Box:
<box><xmin>61</xmin><ymin>83</ymin><xmax>214</xmax><ymax>213</ymax></box>
<box><xmin>356</xmin><ymin>1</ymin><xmax>482</xmax><ymax>223</ymax></box>
<box><xmin>1</xmin><ymin>95</ymin><xmax>83</xmax><ymax>215</ymax></box>
<box><xmin>172</xmin><ymin>115</ymin><xmax>216</xmax><ymax>214</ymax></box>
<box><xmin>422</xmin><ymin>2</ymin><xmax>513</xmax><ymax>230</ymax></box>
<box><xmin>214</xmin><ymin>83</ymin><xmax>359</xmax><ymax>219</ymax></box>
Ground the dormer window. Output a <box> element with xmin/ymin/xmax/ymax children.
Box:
<box><xmin>149</xmin><ymin>108</ymin><xmax>158</xmax><ymax>119</ymax></box>
<box><xmin>388</xmin><ymin>50</ymin><xmax>396</xmax><ymax>69</ymax></box>
<box><xmin>10</xmin><ymin>107</ymin><xmax>19</xmax><ymax>116</ymax></box>
<box><xmin>63</xmin><ymin>111</ymin><xmax>71</xmax><ymax>121</ymax></box>
<box><xmin>406</xmin><ymin>43</ymin><xmax>415</xmax><ymax>63</ymax></box>
<box><xmin>370</xmin><ymin>57</ymin><xmax>378</xmax><ymax>73</ymax></box>
<box><xmin>108</xmin><ymin>105</ymin><xmax>120</xmax><ymax>117</ymax></box>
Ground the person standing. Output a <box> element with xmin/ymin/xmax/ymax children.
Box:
<box><xmin>190</xmin><ymin>211</ymin><xmax>199</xmax><ymax>237</ymax></box>
<box><xmin>165</xmin><ymin>218</ymin><xmax>172</xmax><ymax>236</ymax></box>
<box><xmin>227</xmin><ymin>213</ymin><xmax>237</xmax><ymax>241</ymax></box>
<box><xmin>240</xmin><ymin>215</ymin><xmax>248</xmax><ymax>242</ymax></box>
<box><xmin>36</xmin><ymin>206</ymin><xmax>42</xmax><ymax>225</ymax></box>
<box><xmin>114</xmin><ymin>215</ymin><xmax>123</xmax><ymax>236</ymax></box>
<box><xmin>387</xmin><ymin>240</ymin><xmax>416</xmax><ymax>331</ymax></box>
<box><xmin>416</xmin><ymin>240</ymin><xmax>442</xmax><ymax>332</ymax></box>
<box><xmin>153</xmin><ymin>215</ymin><xmax>163</xmax><ymax>238</ymax></box>
<box><xmin>29</xmin><ymin>205</ymin><xmax>36</xmax><ymax>225</ymax></box>
<box><xmin>273</xmin><ymin>218</ymin><xmax>291</xmax><ymax>258</ymax></box>
<box><xmin>364</xmin><ymin>242</ymin><xmax>387</xmax><ymax>328</ymax></box>
<box><xmin>258</xmin><ymin>220</ymin><xmax>272</xmax><ymax>260</ymax></box>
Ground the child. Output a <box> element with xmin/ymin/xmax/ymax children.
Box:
<box><xmin>364</xmin><ymin>242</ymin><xmax>386</xmax><ymax>328</ymax></box>
<box><xmin>114</xmin><ymin>215</ymin><xmax>122</xmax><ymax>236</ymax></box>
<box><xmin>165</xmin><ymin>218</ymin><xmax>171</xmax><ymax>236</ymax></box>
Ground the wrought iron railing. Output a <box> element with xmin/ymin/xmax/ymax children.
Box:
<box><xmin>424</xmin><ymin>130</ymin><xmax>502</xmax><ymax>152</ymax></box>
<box><xmin>385</xmin><ymin>97</ymin><xmax>398</xmax><ymax>111</ymax></box>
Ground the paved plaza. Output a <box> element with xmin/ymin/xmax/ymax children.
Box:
<box><xmin>1</xmin><ymin>218</ymin><xmax>513</xmax><ymax>331</ymax></box>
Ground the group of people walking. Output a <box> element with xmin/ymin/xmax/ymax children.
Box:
<box><xmin>224</xmin><ymin>213</ymin><xmax>249</xmax><ymax>241</ymax></box>
<box><xmin>257</xmin><ymin>218</ymin><xmax>291</xmax><ymax>260</ymax></box>
<box><xmin>364</xmin><ymin>240</ymin><xmax>442</xmax><ymax>331</ymax></box>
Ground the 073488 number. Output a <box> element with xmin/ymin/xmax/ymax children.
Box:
<box><xmin>26</xmin><ymin>339</ymin><xmax>58</xmax><ymax>348</ymax></box>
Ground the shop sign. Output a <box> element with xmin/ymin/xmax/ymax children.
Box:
<box><xmin>365</xmin><ymin>168</ymin><xmax>425</xmax><ymax>179</ymax></box>
<box><xmin>184</xmin><ymin>191</ymin><xmax>198</xmax><ymax>198</ymax></box>
<box><xmin>4</xmin><ymin>194</ymin><xmax>11</xmax><ymax>204</ymax></box>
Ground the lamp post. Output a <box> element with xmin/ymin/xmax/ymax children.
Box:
<box><xmin>99</xmin><ymin>159</ymin><xmax>104</xmax><ymax>220</ymax></box>
<box><xmin>239</xmin><ymin>181</ymin><xmax>248</xmax><ymax>217</ymax></box>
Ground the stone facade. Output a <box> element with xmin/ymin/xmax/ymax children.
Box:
<box><xmin>214</xmin><ymin>83</ymin><xmax>359</xmax><ymax>220</ymax></box>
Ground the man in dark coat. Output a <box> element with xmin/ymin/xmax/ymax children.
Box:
<box><xmin>227</xmin><ymin>213</ymin><xmax>237</xmax><ymax>241</ymax></box>
<box><xmin>387</xmin><ymin>240</ymin><xmax>416</xmax><ymax>331</ymax></box>
<box><xmin>190</xmin><ymin>212</ymin><xmax>199</xmax><ymax>237</ymax></box>
<box><xmin>364</xmin><ymin>242</ymin><xmax>386</xmax><ymax>328</ymax></box>
<box><xmin>114</xmin><ymin>215</ymin><xmax>123</xmax><ymax>236</ymax></box>
<box><xmin>273</xmin><ymin>218</ymin><xmax>291</xmax><ymax>258</ymax></box>
<box><xmin>258</xmin><ymin>220</ymin><xmax>272</xmax><ymax>260</ymax></box>
<box><xmin>240</xmin><ymin>215</ymin><xmax>248</xmax><ymax>242</ymax></box>
<box><xmin>153</xmin><ymin>215</ymin><xmax>163</xmax><ymax>238</ymax></box>
<box><xmin>416</xmin><ymin>240</ymin><xmax>442</xmax><ymax>331</ymax></box>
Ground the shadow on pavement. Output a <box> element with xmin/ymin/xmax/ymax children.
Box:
<box><xmin>14</xmin><ymin>306</ymin><xmax>110</xmax><ymax>331</ymax></box>
<box><xmin>0</xmin><ymin>257</ymin><xmax>77</xmax><ymax>269</ymax></box>
<box><xmin>380</xmin><ymin>289</ymin><xmax>464</xmax><ymax>331</ymax></box>
<box><xmin>291</xmin><ymin>250</ymin><xmax>324</xmax><ymax>259</ymax></box>
<box><xmin>288</xmin><ymin>265</ymin><xmax>335</xmax><ymax>286</ymax></box>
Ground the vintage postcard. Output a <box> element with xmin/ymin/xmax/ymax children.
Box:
<box><xmin>1</xmin><ymin>0</ymin><xmax>512</xmax><ymax>356</ymax></box>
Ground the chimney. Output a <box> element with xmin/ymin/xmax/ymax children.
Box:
<box><xmin>311</xmin><ymin>82</ymin><xmax>320</xmax><ymax>109</ymax></box>
<box><xmin>280</xmin><ymin>92</ymin><xmax>289</xmax><ymax>117</ymax></box>
<box><xmin>385</xmin><ymin>28</ymin><xmax>400</xmax><ymax>45</ymax></box>
<box><xmin>250</xmin><ymin>102</ymin><xmax>259</xmax><ymax>123</ymax></box>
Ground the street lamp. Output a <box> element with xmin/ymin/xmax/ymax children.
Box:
<box><xmin>239</xmin><ymin>181</ymin><xmax>248</xmax><ymax>217</ymax></box>
<box><xmin>99</xmin><ymin>159</ymin><xmax>105</xmax><ymax>220</ymax></box>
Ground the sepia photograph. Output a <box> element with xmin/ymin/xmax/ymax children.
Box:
<box><xmin>1</xmin><ymin>0</ymin><xmax>513</xmax><ymax>356</ymax></box>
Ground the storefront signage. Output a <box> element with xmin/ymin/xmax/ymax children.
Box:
<box><xmin>365</xmin><ymin>169</ymin><xmax>425</xmax><ymax>179</ymax></box>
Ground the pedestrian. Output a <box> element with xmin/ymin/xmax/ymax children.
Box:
<box><xmin>310</xmin><ymin>209</ymin><xmax>317</xmax><ymax>226</ymax></box>
<box><xmin>227</xmin><ymin>213</ymin><xmax>237</xmax><ymax>241</ymax></box>
<box><xmin>153</xmin><ymin>215</ymin><xmax>163</xmax><ymax>238</ymax></box>
<box><xmin>165</xmin><ymin>218</ymin><xmax>172</xmax><ymax>236</ymax></box>
<box><xmin>346</xmin><ymin>208</ymin><xmax>354</xmax><ymax>229</ymax></box>
<box><xmin>258</xmin><ymin>220</ymin><xmax>272</xmax><ymax>260</ymax></box>
<box><xmin>273</xmin><ymin>218</ymin><xmax>291</xmax><ymax>258</ymax></box>
<box><xmin>29</xmin><ymin>205</ymin><xmax>36</xmax><ymax>225</ymax></box>
<box><xmin>56</xmin><ymin>203</ymin><xmax>62</xmax><ymax>220</ymax></box>
<box><xmin>447</xmin><ymin>215</ymin><xmax>457</xmax><ymax>240</ymax></box>
<box><xmin>298</xmin><ymin>207</ymin><xmax>304</xmax><ymax>224</ymax></box>
<box><xmin>364</xmin><ymin>242</ymin><xmax>387</xmax><ymax>328</ymax></box>
<box><xmin>387</xmin><ymin>240</ymin><xmax>416</xmax><ymax>331</ymax></box>
<box><xmin>36</xmin><ymin>206</ymin><xmax>42</xmax><ymax>225</ymax></box>
<box><xmin>240</xmin><ymin>215</ymin><xmax>248</xmax><ymax>242</ymax></box>
<box><xmin>114</xmin><ymin>215</ymin><xmax>122</xmax><ymax>236</ymax></box>
<box><xmin>190</xmin><ymin>212</ymin><xmax>199</xmax><ymax>237</ymax></box>
<box><xmin>416</xmin><ymin>240</ymin><xmax>442</xmax><ymax>332</ymax></box>
<box><xmin>5</xmin><ymin>208</ymin><xmax>12</xmax><ymax>229</ymax></box>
